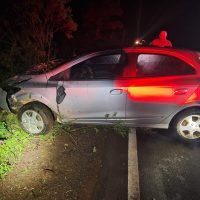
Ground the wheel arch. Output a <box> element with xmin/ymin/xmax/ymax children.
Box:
<box><xmin>8</xmin><ymin>91</ymin><xmax>58</xmax><ymax>115</ymax></box>
<box><xmin>169</xmin><ymin>106</ymin><xmax>200</xmax><ymax>128</ymax></box>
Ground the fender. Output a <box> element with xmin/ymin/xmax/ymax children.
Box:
<box><xmin>161</xmin><ymin>103</ymin><xmax>200</xmax><ymax>125</ymax></box>
<box><xmin>8</xmin><ymin>91</ymin><xmax>58</xmax><ymax>115</ymax></box>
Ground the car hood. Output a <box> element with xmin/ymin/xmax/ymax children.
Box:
<box><xmin>3</xmin><ymin>74</ymin><xmax>32</xmax><ymax>87</ymax></box>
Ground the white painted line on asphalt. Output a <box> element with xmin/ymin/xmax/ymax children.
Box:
<box><xmin>128</xmin><ymin>128</ymin><xmax>140</xmax><ymax>200</ymax></box>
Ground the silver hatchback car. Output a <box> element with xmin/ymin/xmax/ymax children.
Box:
<box><xmin>1</xmin><ymin>46</ymin><xmax>200</xmax><ymax>142</ymax></box>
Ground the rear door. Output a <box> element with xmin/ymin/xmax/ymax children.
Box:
<box><xmin>125</xmin><ymin>52</ymin><xmax>197</xmax><ymax>126</ymax></box>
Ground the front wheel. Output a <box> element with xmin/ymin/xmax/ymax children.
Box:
<box><xmin>172</xmin><ymin>109</ymin><xmax>200</xmax><ymax>143</ymax></box>
<box><xmin>18</xmin><ymin>102</ymin><xmax>54</xmax><ymax>135</ymax></box>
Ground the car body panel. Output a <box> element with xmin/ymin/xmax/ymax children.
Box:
<box><xmin>46</xmin><ymin>80</ymin><xmax>126</xmax><ymax>123</ymax></box>
<box><xmin>84</xmin><ymin>79</ymin><xmax>126</xmax><ymax>122</ymax></box>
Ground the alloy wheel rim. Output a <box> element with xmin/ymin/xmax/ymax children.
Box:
<box><xmin>21</xmin><ymin>110</ymin><xmax>44</xmax><ymax>134</ymax></box>
<box><xmin>177</xmin><ymin>115</ymin><xmax>200</xmax><ymax>140</ymax></box>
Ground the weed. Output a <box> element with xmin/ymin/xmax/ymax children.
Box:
<box><xmin>0</xmin><ymin>112</ymin><xmax>31</xmax><ymax>179</ymax></box>
<box><xmin>105</xmin><ymin>112</ymin><xmax>129</xmax><ymax>137</ymax></box>
<box><xmin>0</xmin><ymin>122</ymin><xmax>10</xmax><ymax>139</ymax></box>
<box><xmin>113</xmin><ymin>120</ymin><xmax>129</xmax><ymax>137</ymax></box>
<box><xmin>39</xmin><ymin>122</ymin><xmax>63</xmax><ymax>143</ymax></box>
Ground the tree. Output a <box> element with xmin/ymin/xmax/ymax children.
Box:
<box><xmin>0</xmin><ymin>0</ymin><xmax>77</xmax><ymax>74</ymax></box>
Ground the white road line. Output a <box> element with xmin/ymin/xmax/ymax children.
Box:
<box><xmin>128</xmin><ymin>128</ymin><xmax>140</xmax><ymax>200</ymax></box>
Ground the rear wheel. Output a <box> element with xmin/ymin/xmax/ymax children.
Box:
<box><xmin>18</xmin><ymin>102</ymin><xmax>54</xmax><ymax>135</ymax></box>
<box><xmin>172</xmin><ymin>109</ymin><xmax>200</xmax><ymax>142</ymax></box>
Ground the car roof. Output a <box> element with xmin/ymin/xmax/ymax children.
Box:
<box><xmin>89</xmin><ymin>46</ymin><xmax>200</xmax><ymax>64</ymax></box>
<box><xmin>124</xmin><ymin>46</ymin><xmax>198</xmax><ymax>56</ymax></box>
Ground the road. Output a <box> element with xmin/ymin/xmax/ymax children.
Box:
<box><xmin>88</xmin><ymin>128</ymin><xmax>200</xmax><ymax>200</ymax></box>
<box><xmin>137</xmin><ymin>128</ymin><xmax>200</xmax><ymax>200</ymax></box>
<box><xmin>93</xmin><ymin>131</ymin><xmax>128</xmax><ymax>200</ymax></box>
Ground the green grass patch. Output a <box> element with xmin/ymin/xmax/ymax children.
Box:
<box><xmin>113</xmin><ymin>120</ymin><xmax>129</xmax><ymax>137</ymax></box>
<box><xmin>0</xmin><ymin>113</ymin><xmax>31</xmax><ymax>179</ymax></box>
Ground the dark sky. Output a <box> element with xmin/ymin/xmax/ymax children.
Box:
<box><xmin>1</xmin><ymin>0</ymin><xmax>200</xmax><ymax>51</ymax></box>
<box><xmin>71</xmin><ymin>0</ymin><xmax>200</xmax><ymax>51</ymax></box>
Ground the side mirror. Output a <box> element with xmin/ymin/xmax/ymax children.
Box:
<box><xmin>56</xmin><ymin>86</ymin><xmax>66</xmax><ymax>104</ymax></box>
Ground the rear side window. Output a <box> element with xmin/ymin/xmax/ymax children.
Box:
<box><xmin>137</xmin><ymin>54</ymin><xmax>195</xmax><ymax>77</ymax></box>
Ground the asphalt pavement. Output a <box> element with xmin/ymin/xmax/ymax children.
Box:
<box><xmin>137</xmin><ymin>128</ymin><xmax>200</xmax><ymax>200</ymax></box>
<box><xmin>93</xmin><ymin>131</ymin><xmax>128</xmax><ymax>200</ymax></box>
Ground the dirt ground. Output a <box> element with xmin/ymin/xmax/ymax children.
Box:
<box><xmin>0</xmin><ymin>125</ymin><xmax>128</xmax><ymax>200</ymax></box>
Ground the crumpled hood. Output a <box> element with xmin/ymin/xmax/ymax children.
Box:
<box><xmin>3</xmin><ymin>74</ymin><xmax>32</xmax><ymax>86</ymax></box>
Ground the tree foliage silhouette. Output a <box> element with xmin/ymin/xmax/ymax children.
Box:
<box><xmin>0</xmin><ymin>0</ymin><xmax>77</xmax><ymax>74</ymax></box>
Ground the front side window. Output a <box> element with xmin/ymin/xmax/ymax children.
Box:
<box><xmin>137</xmin><ymin>54</ymin><xmax>195</xmax><ymax>77</ymax></box>
<box><xmin>49</xmin><ymin>53</ymin><xmax>126</xmax><ymax>81</ymax></box>
<box><xmin>70</xmin><ymin>53</ymin><xmax>125</xmax><ymax>80</ymax></box>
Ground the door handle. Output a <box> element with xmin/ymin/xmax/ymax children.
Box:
<box><xmin>174</xmin><ymin>88</ymin><xmax>188</xmax><ymax>95</ymax></box>
<box><xmin>110</xmin><ymin>89</ymin><xmax>123</xmax><ymax>95</ymax></box>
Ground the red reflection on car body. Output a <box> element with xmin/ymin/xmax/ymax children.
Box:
<box><xmin>184</xmin><ymin>90</ymin><xmax>198</xmax><ymax>104</ymax></box>
<box><xmin>113</xmin><ymin>47</ymin><xmax>200</xmax><ymax>106</ymax></box>
<box><xmin>128</xmin><ymin>86</ymin><xmax>173</xmax><ymax>100</ymax></box>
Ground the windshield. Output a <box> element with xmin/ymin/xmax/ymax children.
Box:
<box><xmin>25</xmin><ymin>59</ymin><xmax>66</xmax><ymax>75</ymax></box>
<box><xmin>24</xmin><ymin>52</ymin><xmax>91</xmax><ymax>75</ymax></box>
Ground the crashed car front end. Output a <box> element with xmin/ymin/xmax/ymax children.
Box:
<box><xmin>0</xmin><ymin>75</ymin><xmax>32</xmax><ymax>113</ymax></box>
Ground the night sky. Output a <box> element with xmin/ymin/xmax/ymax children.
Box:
<box><xmin>71</xmin><ymin>0</ymin><xmax>200</xmax><ymax>51</ymax></box>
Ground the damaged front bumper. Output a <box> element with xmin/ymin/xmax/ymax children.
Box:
<box><xmin>0</xmin><ymin>88</ymin><xmax>11</xmax><ymax>112</ymax></box>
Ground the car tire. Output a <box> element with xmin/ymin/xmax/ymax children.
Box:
<box><xmin>18</xmin><ymin>102</ymin><xmax>54</xmax><ymax>135</ymax></box>
<box><xmin>172</xmin><ymin>109</ymin><xmax>200</xmax><ymax>143</ymax></box>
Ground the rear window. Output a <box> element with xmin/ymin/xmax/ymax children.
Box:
<box><xmin>137</xmin><ymin>54</ymin><xmax>195</xmax><ymax>77</ymax></box>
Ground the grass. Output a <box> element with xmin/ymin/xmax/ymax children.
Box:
<box><xmin>113</xmin><ymin>120</ymin><xmax>129</xmax><ymax>137</ymax></box>
<box><xmin>0</xmin><ymin>112</ymin><xmax>31</xmax><ymax>179</ymax></box>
